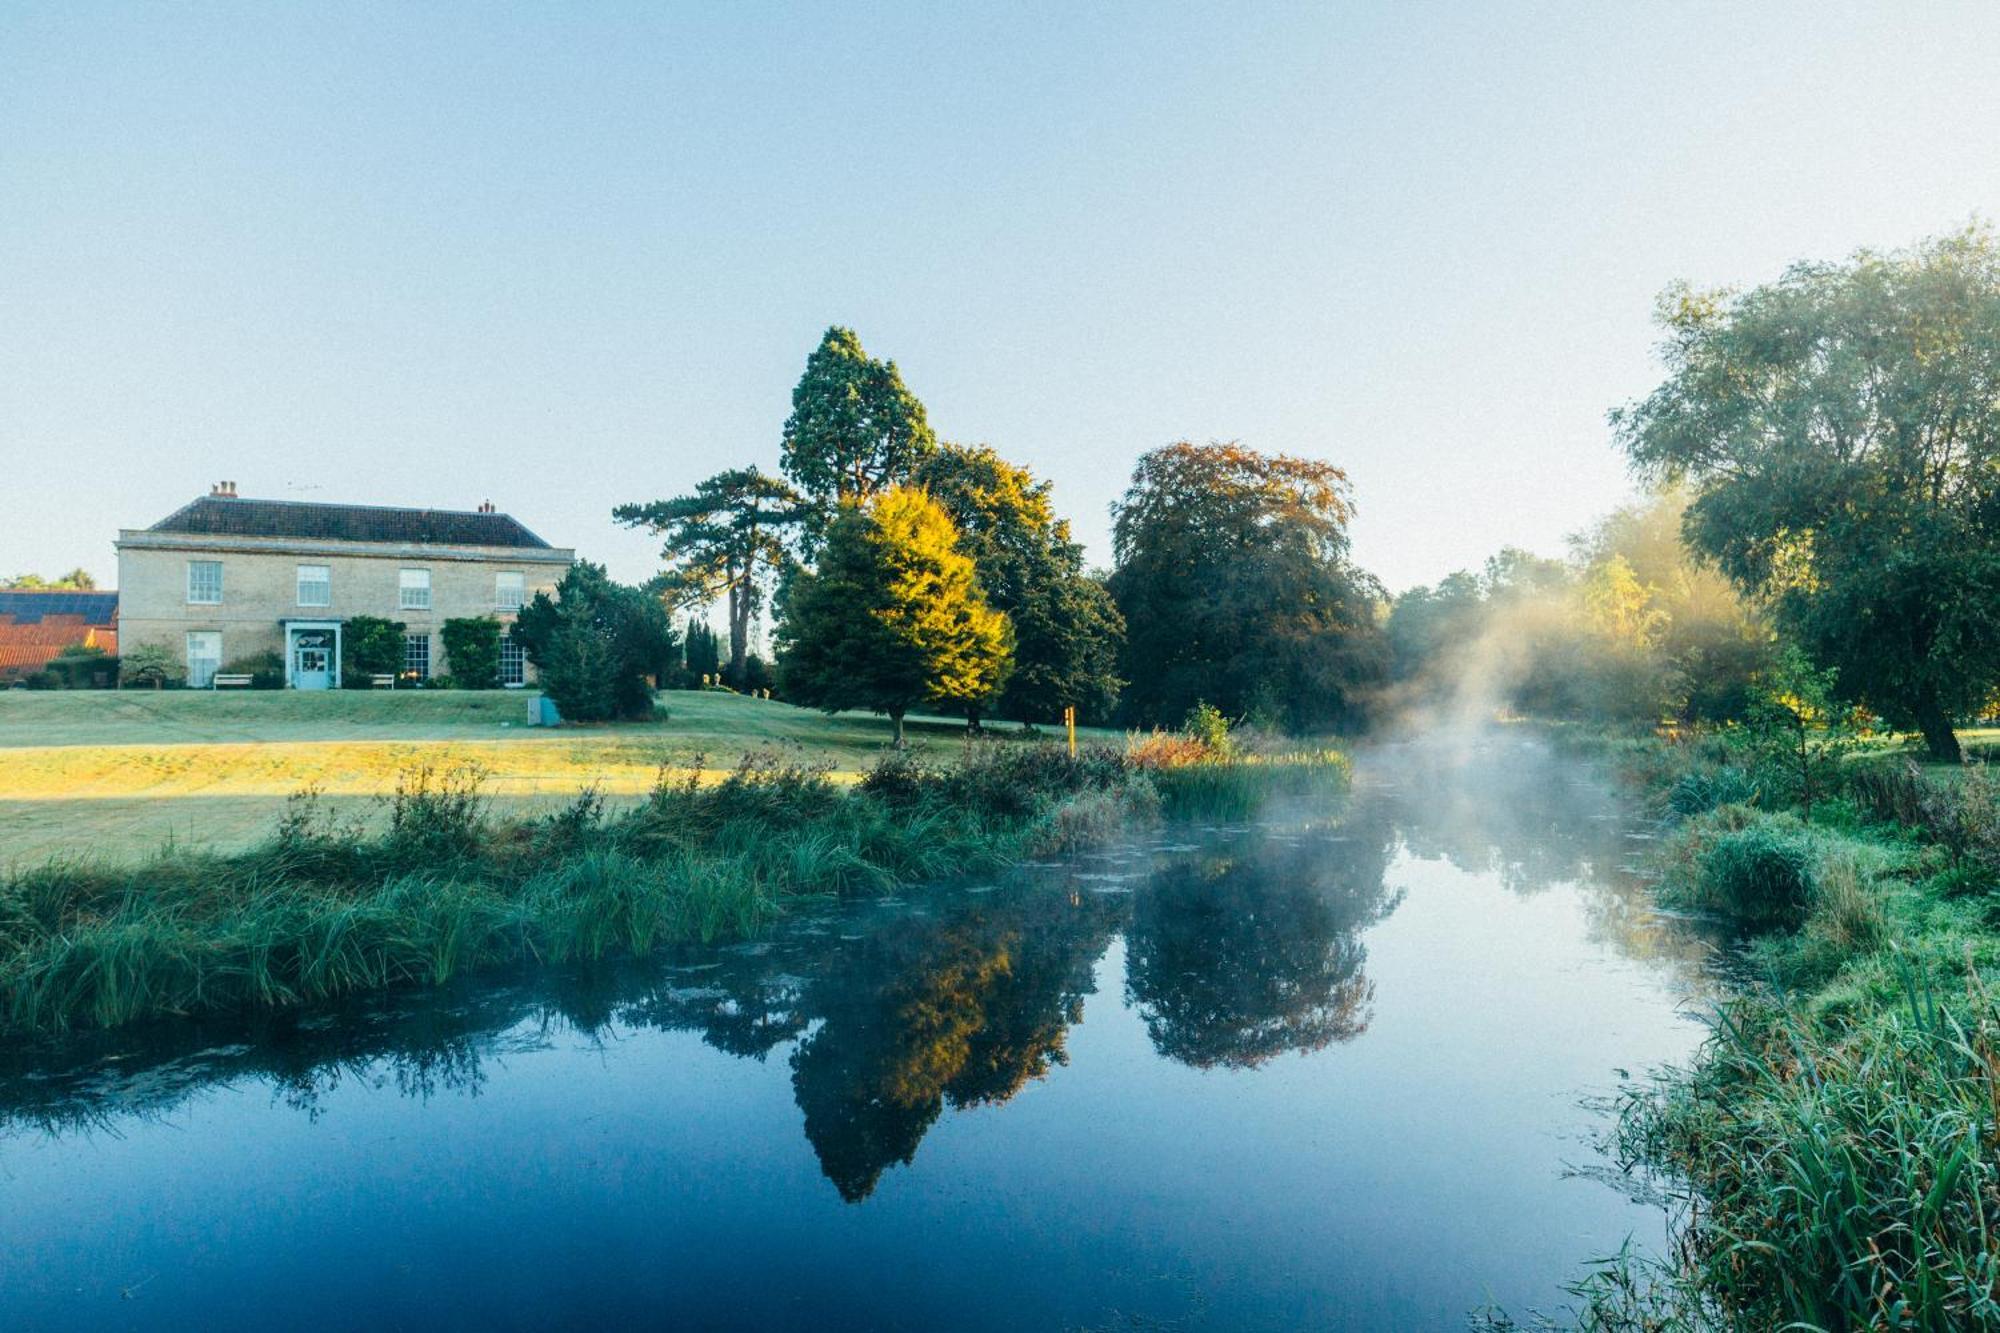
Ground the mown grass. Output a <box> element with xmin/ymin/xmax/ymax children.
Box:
<box><xmin>0</xmin><ymin>689</ymin><xmax>1119</xmax><ymax>864</ymax></box>
<box><xmin>0</xmin><ymin>738</ymin><xmax>1349</xmax><ymax>1035</ymax></box>
<box><xmin>1515</xmin><ymin>738</ymin><xmax>2000</xmax><ymax>1331</ymax></box>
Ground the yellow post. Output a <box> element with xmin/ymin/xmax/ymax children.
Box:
<box><xmin>1065</xmin><ymin>706</ymin><xmax>1076</xmax><ymax>758</ymax></box>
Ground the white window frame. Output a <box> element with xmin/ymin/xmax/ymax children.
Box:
<box><xmin>399</xmin><ymin>568</ymin><xmax>431</xmax><ymax>611</ymax></box>
<box><xmin>296</xmin><ymin>564</ymin><xmax>331</xmax><ymax>608</ymax></box>
<box><xmin>495</xmin><ymin>571</ymin><xmax>525</xmax><ymax>612</ymax></box>
<box><xmin>186</xmin><ymin>631</ymin><xmax>222</xmax><ymax>688</ymax></box>
<box><xmin>404</xmin><ymin>631</ymin><xmax>431</xmax><ymax>681</ymax></box>
<box><xmin>186</xmin><ymin>560</ymin><xmax>223</xmax><ymax>605</ymax></box>
<box><xmin>499</xmin><ymin>638</ymin><xmax>527</xmax><ymax>687</ymax></box>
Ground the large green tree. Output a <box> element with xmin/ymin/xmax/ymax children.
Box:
<box><xmin>777</xmin><ymin>487</ymin><xmax>1012</xmax><ymax>744</ymax></box>
<box><xmin>1107</xmin><ymin>441</ymin><xmax>1386</xmax><ymax>731</ymax></box>
<box><xmin>614</xmin><ymin>467</ymin><xmax>803</xmax><ymax>686</ymax></box>
<box><xmin>914</xmin><ymin>442</ymin><xmax>1124</xmax><ymax>727</ymax></box>
<box><xmin>1614</xmin><ymin>228</ymin><xmax>2000</xmax><ymax>760</ymax></box>
<box><xmin>511</xmin><ymin>562</ymin><xmax>677</xmax><ymax>722</ymax></box>
<box><xmin>781</xmin><ymin>326</ymin><xmax>936</xmax><ymax>518</ymax></box>
<box><xmin>3</xmin><ymin>568</ymin><xmax>96</xmax><ymax>590</ymax></box>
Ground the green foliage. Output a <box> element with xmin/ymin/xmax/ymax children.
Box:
<box><xmin>615</xmin><ymin>466</ymin><xmax>803</xmax><ymax>681</ymax></box>
<box><xmin>1688</xmin><ymin>815</ymin><xmax>1817</xmax><ymax>928</ymax></box>
<box><xmin>777</xmin><ymin>487</ymin><xmax>1013</xmax><ymax>743</ymax></box>
<box><xmin>1108</xmin><ymin>441</ymin><xmax>1386</xmax><ymax>732</ymax></box>
<box><xmin>439</xmin><ymin>617</ymin><xmax>502</xmax><ymax>690</ymax></box>
<box><xmin>511</xmin><ymin>562</ymin><xmax>677</xmax><ymax>722</ymax></box>
<box><xmin>1727</xmin><ymin>645</ymin><xmax>1864</xmax><ymax>821</ymax></box>
<box><xmin>916</xmin><ymin>442</ymin><xmax>1125</xmax><ymax>724</ymax></box>
<box><xmin>1</xmin><ymin>568</ymin><xmax>96</xmax><ymax>590</ymax></box>
<box><xmin>340</xmin><ymin>615</ymin><xmax>406</xmax><ymax>687</ymax></box>
<box><xmin>221</xmin><ymin>650</ymin><xmax>286</xmax><ymax>690</ymax></box>
<box><xmin>1182</xmin><ymin>700</ymin><xmax>1232</xmax><ymax>754</ymax></box>
<box><xmin>0</xmin><ymin>739</ymin><xmax>1338</xmax><ymax>1033</ymax></box>
<box><xmin>1615</xmin><ymin>227</ymin><xmax>2000</xmax><ymax>761</ymax></box>
<box><xmin>682</xmin><ymin>620</ymin><xmax>722</xmax><ymax>684</ymax></box>
<box><xmin>781</xmin><ymin>326</ymin><xmax>937</xmax><ymax>515</ymax></box>
<box><xmin>118</xmin><ymin>643</ymin><xmax>184</xmax><ymax>689</ymax></box>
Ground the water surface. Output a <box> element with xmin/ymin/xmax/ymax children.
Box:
<box><xmin>0</xmin><ymin>740</ymin><xmax>1713</xmax><ymax>1330</ymax></box>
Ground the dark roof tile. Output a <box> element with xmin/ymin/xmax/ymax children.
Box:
<box><xmin>0</xmin><ymin>591</ymin><xmax>119</xmax><ymax>625</ymax></box>
<box><xmin>147</xmin><ymin>497</ymin><xmax>553</xmax><ymax>549</ymax></box>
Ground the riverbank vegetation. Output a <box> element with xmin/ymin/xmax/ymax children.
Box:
<box><xmin>1461</xmin><ymin>227</ymin><xmax>2000</xmax><ymax>1331</ymax></box>
<box><xmin>0</xmin><ymin>724</ymin><xmax>1348</xmax><ymax>1035</ymax></box>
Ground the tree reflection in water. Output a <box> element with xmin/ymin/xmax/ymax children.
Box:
<box><xmin>1123</xmin><ymin>817</ymin><xmax>1401</xmax><ymax>1070</ymax></box>
<box><xmin>0</xmin><ymin>739</ymin><xmax>1717</xmax><ymax>1202</ymax></box>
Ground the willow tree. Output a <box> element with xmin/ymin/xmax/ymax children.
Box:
<box><xmin>1614</xmin><ymin>228</ymin><xmax>2000</xmax><ymax>760</ymax></box>
<box><xmin>781</xmin><ymin>326</ymin><xmax>936</xmax><ymax>522</ymax></box>
<box><xmin>776</xmin><ymin>487</ymin><xmax>1012</xmax><ymax>744</ymax></box>
<box><xmin>614</xmin><ymin>467</ymin><xmax>803</xmax><ymax>686</ymax></box>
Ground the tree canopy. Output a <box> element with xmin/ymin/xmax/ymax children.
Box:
<box><xmin>614</xmin><ymin>466</ymin><xmax>803</xmax><ymax>686</ymax></box>
<box><xmin>777</xmin><ymin>486</ymin><xmax>1012</xmax><ymax>743</ymax></box>
<box><xmin>511</xmin><ymin>562</ymin><xmax>676</xmax><ymax>722</ymax></box>
<box><xmin>2</xmin><ymin>569</ymin><xmax>96</xmax><ymax>590</ymax></box>
<box><xmin>1107</xmin><ymin>441</ymin><xmax>1385</xmax><ymax>731</ymax></box>
<box><xmin>781</xmin><ymin>326</ymin><xmax>937</xmax><ymax>515</ymax></box>
<box><xmin>1613</xmin><ymin>227</ymin><xmax>2000</xmax><ymax>760</ymax></box>
<box><xmin>914</xmin><ymin>442</ymin><xmax>1124</xmax><ymax>725</ymax></box>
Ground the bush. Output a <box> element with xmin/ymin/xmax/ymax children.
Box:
<box><xmin>381</xmin><ymin>762</ymin><xmax>490</xmax><ymax>866</ymax></box>
<box><xmin>341</xmin><ymin>616</ymin><xmax>406</xmax><ymax>688</ymax></box>
<box><xmin>1665</xmin><ymin>765</ymin><xmax>1761</xmax><ymax>819</ymax></box>
<box><xmin>119</xmin><ymin>643</ymin><xmax>185</xmax><ymax>689</ymax></box>
<box><xmin>440</xmin><ymin>618</ymin><xmax>502</xmax><ymax>690</ymax></box>
<box><xmin>512</xmin><ymin>563</ymin><xmax>674</xmax><ymax>722</ymax></box>
<box><xmin>1663</xmin><ymin>809</ymin><xmax>1817</xmax><ymax>928</ymax></box>
<box><xmin>222</xmin><ymin>650</ymin><xmax>285</xmax><ymax>690</ymax></box>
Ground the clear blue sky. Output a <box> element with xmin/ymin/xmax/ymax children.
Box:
<box><xmin>4</xmin><ymin>2</ymin><xmax>1998</xmax><ymax>594</ymax></box>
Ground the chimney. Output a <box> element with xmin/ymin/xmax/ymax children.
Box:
<box><xmin>478</xmin><ymin>500</ymin><xmax>495</xmax><ymax>514</ymax></box>
<box><xmin>211</xmin><ymin>481</ymin><xmax>238</xmax><ymax>498</ymax></box>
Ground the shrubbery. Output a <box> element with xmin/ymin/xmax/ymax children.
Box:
<box><xmin>440</xmin><ymin>618</ymin><xmax>501</xmax><ymax>690</ymax></box>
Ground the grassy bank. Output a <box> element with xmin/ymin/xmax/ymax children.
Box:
<box><xmin>0</xmin><ymin>737</ymin><xmax>1348</xmax><ymax>1035</ymax></box>
<box><xmin>0</xmin><ymin>690</ymin><xmax>1118</xmax><ymax>864</ymax></box>
<box><xmin>1537</xmin><ymin>733</ymin><xmax>2000</xmax><ymax>1331</ymax></box>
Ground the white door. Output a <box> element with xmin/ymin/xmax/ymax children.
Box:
<box><xmin>187</xmin><ymin>632</ymin><xmax>221</xmax><ymax>689</ymax></box>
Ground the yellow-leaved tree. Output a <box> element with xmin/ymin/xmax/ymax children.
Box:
<box><xmin>777</xmin><ymin>486</ymin><xmax>1013</xmax><ymax>743</ymax></box>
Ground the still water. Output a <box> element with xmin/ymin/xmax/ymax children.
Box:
<box><xmin>0</xmin><ymin>740</ymin><xmax>1715</xmax><ymax>1331</ymax></box>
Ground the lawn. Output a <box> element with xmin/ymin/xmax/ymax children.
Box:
<box><xmin>0</xmin><ymin>690</ymin><xmax>1112</xmax><ymax>866</ymax></box>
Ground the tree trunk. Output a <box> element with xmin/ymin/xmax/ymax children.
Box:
<box><xmin>965</xmin><ymin>705</ymin><xmax>982</xmax><ymax>735</ymax></box>
<box><xmin>891</xmin><ymin>710</ymin><xmax>906</xmax><ymax>747</ymax></box>
<box><xmin>1914</xmin><ymin>688</ymin><xmax>1962</xmax><ymax>763</ymax></box>
<box><xmin>726</xmin><ymin>582</ymin><xmax>749</xmax><ymax>685</ymax></box>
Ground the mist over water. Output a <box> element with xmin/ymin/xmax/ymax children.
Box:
<box><xmin>0</xmin><ymin>740</ymin><xmax>1716</xmax><ymax>1331</ymax></box>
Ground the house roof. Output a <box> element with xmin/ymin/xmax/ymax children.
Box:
<box><xmin>145</xmin><ymin>496</ymin><xmax>554</xmax><ymax>550</ymax></box>
<box><xmin>0</xmin><ymin>617</ymin><xmax>116</xmax><ymax>677</ymax></box>
<box><xmin>0</xmin><ymin>590</ymin><xmax>119</xmax><ymax>625</ymax></box>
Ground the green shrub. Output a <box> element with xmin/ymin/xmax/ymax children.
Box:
<box><xmin>119</xmin><ymin>643</ymin><xmax>184</xmax><ymax>689</ymax></box>
<box><xmin>1664</xmin><ymin>810</ymin><xmax>1817</xmax><ymax>928</ymax></box>
<box><xmin>341</xmin><ymin>616</ymin><xmax>406</xmax><ymax>688</ymax></box>
<box><xmin>1665</xmin><ymin>765</ymin><xmax>1761</xmax><ymax>819</ymax></box>
<box><xmin>222</xmin><ymin>650</ymin><xmax>286</xmax><ymax>690</ymax></box>
<box><xmin>440</xmin><ymin>617</ymin><xmax>502</xmax><ymax>690</ymax></box>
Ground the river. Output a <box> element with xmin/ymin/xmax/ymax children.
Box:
<box><xmin>0</xmin><ymin>737</ymin><xmax>1715</xmax><ymax>1330</ymax></box>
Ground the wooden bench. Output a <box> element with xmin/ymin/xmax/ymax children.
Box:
<box><xmin>211</xmin><ymin>674</ymin><xmax>253</xmax><ymax>689</ymax></box>
<box><xmin>370</xmin><ymin>674</ymin><xmax>396</xmax><ymax>689</ymax></box>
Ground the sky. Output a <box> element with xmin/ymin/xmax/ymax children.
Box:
<box><xmin>4</xmin><ymin>2</ymin><xmax>2000</xmax><ymax>596</ymax></box>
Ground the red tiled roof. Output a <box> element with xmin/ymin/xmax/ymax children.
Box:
<box><xmin>0</xmin><ymin>618</ymin><xmax>116</xmax><ymax>679</ymax></box>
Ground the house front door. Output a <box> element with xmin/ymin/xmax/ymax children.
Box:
<box><xmin>292</xmin><ymin>630</ymin><xmax>334</xmax><ymax>690</ymax></box>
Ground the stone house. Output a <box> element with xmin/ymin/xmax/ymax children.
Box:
<box><xmin>115</xmin><ymin>485</ymin><xmax>574</xmax><ymax>688</ymax></box>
